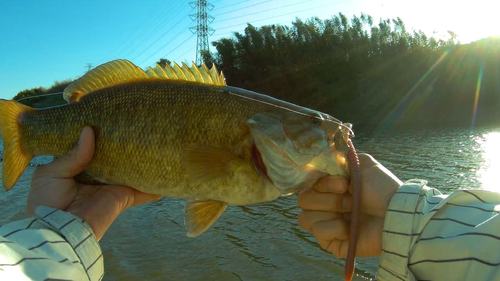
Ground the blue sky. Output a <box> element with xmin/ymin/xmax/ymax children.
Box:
<box><xmin>0</xmin><ymin>0</ymin><xmax>498</xmax><ymax>99</ymax></box>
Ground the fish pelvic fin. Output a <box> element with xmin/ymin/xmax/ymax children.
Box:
<box><xmin>0</xmin><ymin>100</ymin><xmax>35</xmax><ymax>190</ymax></box>
<box><xmin>185</xmin><ymin>199</ymin><xmax>227</xmax><ymax>237</ymax></box>
<box><xmin>63</xmin><ymin>60</ymin><xmax>226</xmax><ymax>103</ymax></box>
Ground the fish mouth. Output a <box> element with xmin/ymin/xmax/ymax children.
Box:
<box><xmin>251</xmin><ymin>144</ymin><xmax>269</xmax><ymax>180</ymax></box>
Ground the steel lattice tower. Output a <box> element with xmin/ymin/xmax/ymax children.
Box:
<box><xmin>189</xmin><ymin>0</ymin><xmax>215</xmax><ymax>65</ymax></box>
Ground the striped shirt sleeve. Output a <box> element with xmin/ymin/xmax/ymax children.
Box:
<box><xmin>0</xmin><ymin>206</ymin><xmax>104</xmax><ymax>281</ymax></box>
<box><xmin>377</xmin><ymin>179</ymin><xmax>500</xmax><ymax>281</ymax></box>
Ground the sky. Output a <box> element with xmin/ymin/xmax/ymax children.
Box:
<box><xmin>0</xmin><ymin>0</ymin><xmax>498</xmax><ymax>99</ymax></box>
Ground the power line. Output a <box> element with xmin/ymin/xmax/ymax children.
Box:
<box><xmin>212</xmin><ymin>0</ymin><xmax>250</xmax><ymax>12</ymax></box>
<box><xmin>175</xmin><ymin>45</ymin><xmax>196</xmax><ymax>62</ymax></box>
<box><xmin>110</xmin><ymin>1</ymin><xmax>171</xmax><ymax>57</ymax></box>
<box><xmin>126</xmin><ymin>2</ymin><xmax>185</xmax><ymax>48</ymax></box>
<box><xmin>213</xmin><ymin>0</ymin><xmax>315</xmax><ymax>25</ymax></box>
<box><xmin>132</xmin><ymin>12</ymin><xmax>192</xmax><ymax>62</ymax></box>
<box><xmin>214</xmin><ymin>0</ymin><xmax>352</xmax><ymax>32</ymax></box>
<box><xmin>138</xmin><ymin>22</ymin><xmax>193</xmax><ymax>66</ymax></box>
<box><xmin>127</xmin><ymin>2</ymin><xmax>187</xmax><ymax>54</ymax></box>
<box><xmin>126</xmin><ymin>4</ymin><xmax>191</xmax><ymax>60</ymax></box>
<box><xmin>163</xmin><ymin>34</ymin><xmax>196</xmax><ymax>59</ymax></box>
<box><xmin>212</xmin><ymin>0</ymin><xmax>272</xmax><ymax>17</ymax></box>
<box><xmin>212</xmin><ymin>19</ymin><xmax>293</xmax><ymax>37</ymax></box>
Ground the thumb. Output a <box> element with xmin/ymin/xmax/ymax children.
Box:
<box><xmin>41</xmin><ymin>126</ymin><xmax>95</xmax><ymax>179</ymax></box>
<box><xmin>347</xmin><ymin>153</ymin><xmax>376</xmax><ymax>194</ymax></box>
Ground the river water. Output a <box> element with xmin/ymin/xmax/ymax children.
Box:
<box><xmin>1</xmin><ymin>126</ymin><xmax>499</xmax><ymax>280</ymax></box>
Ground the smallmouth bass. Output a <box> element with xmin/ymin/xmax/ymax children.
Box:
<box><xmin>0</xmin><ymin>60</ymin><xmax>361</xmax><ymax>281</ymax></box>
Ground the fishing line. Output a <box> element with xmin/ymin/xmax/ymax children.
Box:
<box><xmin>37</xmin><ymin>104</ymin><xmax>68</xmax><ymax>110</ymax></box>
<box><xmin>15</xmin><ymin>92</ymin><xmax>63</xmax><ymax>102</ymax></box>
<box><xmin>225</xmin><ymin>89</ymin><xmax>354</xmax><ymax>135</ymax></box>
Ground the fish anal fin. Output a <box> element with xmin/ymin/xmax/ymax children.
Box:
<box><xmin>0</xmin><ymin>100</ymin><xmax>35</xmax><ymax>190</ymax></box>
<box><xmin>185</xmin><ymin>200</ymin><xmax>227</xmax><ymax>237</ymax></box>
<box><xmin>182</xmin><ymin>147</ymin><xmax>239</xmax><ymax>181</ymax></box>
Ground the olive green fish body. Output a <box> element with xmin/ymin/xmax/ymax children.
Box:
<box><xmin>20</xmin><ymin>81</ymin><xmax>280</xmax><ymax>205</ymax></box>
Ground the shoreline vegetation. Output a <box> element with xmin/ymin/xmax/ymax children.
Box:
<box><xmin>14</xmin><ymin>13</ymin><xmax>500</xmax><ymax>133</ymax></box>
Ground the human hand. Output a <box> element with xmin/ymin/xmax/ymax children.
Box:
<box><xmin>27</xmin><ymin>126</ymin><xmax>161</xmax><ymax>241</ymax></box>
<box><xmin>298</xmin><ymin>153</ymin><xmax>402</xmax><ymax>258</ymax></box>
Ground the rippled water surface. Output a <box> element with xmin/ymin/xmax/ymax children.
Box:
<box><xmin>1</xmin><ymin>126</ymin><xmax>499</xmax><ymax>280</ymax></box>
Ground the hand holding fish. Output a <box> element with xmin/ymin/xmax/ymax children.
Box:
<box><xmin>26</xmin><ymin>126</ymin><xmax>161</xmax><ymax>241</ymax></box>
<box><xmin>298</xmin><ymin>154</ymin><xmax>402</xmax><ymax>258</ymax></box>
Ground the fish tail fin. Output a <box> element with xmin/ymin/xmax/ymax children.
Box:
<box><xmin>0</xmin><ymin>99</ymin><xmax>35</xmax><ymax>191</ymax></box>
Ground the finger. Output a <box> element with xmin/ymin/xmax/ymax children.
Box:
<box><xmin>298</xmin><ymin>189</ymin><xmax>352</xmax><ymax>212</ymax></box>
<box><xmin>38</xmin><ymin>127</ymin><xmax>95</xmax><ymax>179</ymax></box>
<box><xmin>130</xmin><ymin>190</ymin><xmax>162</xmax><ymax>207</ymax></box>
<box><xmin>347</xmin><ymin>153</ymin><xmax>378</xmax><ymax>195</ymax></box>
<box><xmin>312</xmin><ymin>176</ymin><xmax>348</xmax><ymax>194</ymax></box>
<box><xmin>357</xmin><ymin>153</ymin><xmax>378</xmax><ymax>171</ymax></box>
<box><xmin>312</xmin><ymin>219</ymin><xmax>349</xmax><ymax>258</ymax></box>
<box><xmin>298</xmin><ymin>210</ymin><xmax>342</xmax><ymax>232</ymax></box>
<box><xmin>317</xmin><ymin>238</ymin><xmax>349</xmax><ymax>259</ymax></box>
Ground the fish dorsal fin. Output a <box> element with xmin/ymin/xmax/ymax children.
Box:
<box><xmin>63</xmin><ymin>59</ymin><xmax>226</xmax><ymax>102</ymax></box>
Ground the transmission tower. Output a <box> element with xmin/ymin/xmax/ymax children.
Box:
<box><xmin>189</xmin><ymin>0</ymin><xmax>215</xmax><ymax>65</ymax></box>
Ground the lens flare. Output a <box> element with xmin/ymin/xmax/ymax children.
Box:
<box><xmin>471</xmin><ymin>64</ymin><xmax>484</xmax><ymax>130</ymax></box>
<box><xmin>477</xmin><ymin>132</ymin><xmax>500</xmax><ymax>191</ymax></box>
<box><xmin>375</xmin><ymin>50</ymin><xmax>450</xmax><ymax>135</ymax></box>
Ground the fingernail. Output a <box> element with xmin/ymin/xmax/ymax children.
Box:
<box><xmin>343</xmin><ymin>196</ymin><xmax>352</xmax><ymax>210</ymax></box>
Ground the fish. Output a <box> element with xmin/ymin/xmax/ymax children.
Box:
<box><xmin>0</xmin><ymin>60</ymin><xmax>361</xmax><ymax>281</ymax></box>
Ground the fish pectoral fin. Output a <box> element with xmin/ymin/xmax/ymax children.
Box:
<box><xmin>185</xmin><ymin>200</ymin><xmax>227</xmax><ymax>237</ymax></box>
<box><xmin>181</xmin><ymin>146</ymin><xmax>239</xmax><ymax>181</ymax></box>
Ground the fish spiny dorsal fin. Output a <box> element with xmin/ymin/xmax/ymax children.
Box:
<box><xmin>189</xmin><ymin>62</ymin><xmax>204</xmax><ymax>83</ymax></box>
<box><xmin>172</xmin><ymin>62</ymin><xmax>187</xmax><ymax>81</ymax></box>
<box><xmin>63</xmin><ymin>59</ymin><xmax>226</xmax><ymax>103</ymax></box>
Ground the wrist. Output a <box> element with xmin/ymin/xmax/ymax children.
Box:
<box><xmin>66</xmin><ymin>188</ymin><xmax>126</xmax><ymax>241</ymax></box>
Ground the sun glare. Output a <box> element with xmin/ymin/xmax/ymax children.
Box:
<box><xmin>380</xmin><ymin>0</ymin><xmax>500</xmax><ymax>43</ymax></box>
<box><xmin>477</xmin><ymin>132</ymin><xmax>500</xmax><ymax>191</ymax></box>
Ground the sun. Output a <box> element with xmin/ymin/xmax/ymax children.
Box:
<box><xmin>379</xmin><ymin>0</ymin><xmax>500</xmax><ymax>43</ymax></box>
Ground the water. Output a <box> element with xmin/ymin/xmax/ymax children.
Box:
<box><xmin>1</xmin><ymin>126</ymin><xmax>499</xmax><ymax>280</ymax></box>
